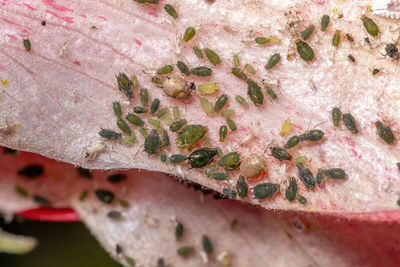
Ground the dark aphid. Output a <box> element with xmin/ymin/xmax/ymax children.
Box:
<box><xmin>133</xmin><ymin>0</ymin><xmax>159</xmax><ymax>4</ymax></box>
<box><xmin>321</xmin><ymin>14</ymin><xmax>330</xmax><ymax>31</ymax></box>
<box><xmin>375</xmin><ymin>121</ymin><xmax>395</xmax><ymax>144</ymax></box>
<box><xmin>17</xmin><ymin>164</ymin><xmax>44</xmax><ymax>178</ymax></box>
<box><xmin>157</xmin><ymin>258</ymin><xmax>165</xmax><ymax>267</ymax></box>
<box><xmin>79</xmin><ymin>190</ymin><xmax>88</xmax><ymax>201</ymax></box>
<box><xmin>298</xmin><ymin>129</ymin><xmax>324</xmax><ymax>141</ymax></box>
<box><xmin>342</xmin><ymin>113</ymin><xmax>359</xmax><ymax>134</ymax></box>
<box><xmin>316</xmin><ymin>169</ymin><xmax>323</xmax><ymax>184</ymax></box>
<box><xmin>183</xmin><ymin>27</ymin><xmax>196</xmax><ymax>42</ymax></box>
<box><xmin>140</xmin><ymin>88</ymin><xmax>149</xmax><ymax>106</ymax></box>
<box><xmin>219</xmin><ymin>152</ymin><xmax>240</xmax><ymax>170</ymax></box>
<box><xmin>144</xmin><ymin>130</ymin><xmax>160</xmax><ymax>155</ymax></box>
<box><xmin>298</xmin><ymin>195</ymin><xmax>307</xmax><ymax>204</ymax></box>
<box><xmin>285</xmin><ymin>136</ymin><xmax>300</xmax><ymax>149</ymax></box>
<box><xmin>296</xmin><ymin>163</ymin><xmax>315</xmax><ymax>189</ymax></box>
<box><xmin>169</xmin><ymin>154</ymin><xmax>187</xmax><ymax>164</ymax></box>
<box><xmin>345</xmin><ymin>33</ymin><xmax>354</xmax><ymax>42</ymax></box>
<box><xmin>77</xmin><ymin>167</ymin><xmax>92</xmax><ymax>179</ymax></box>
<box><xmin>332</xmin><ymin>30</ymin><xmax>341</xmax><ymax>47</ymax></box>
<box><xmin>107</xmin><ymin>210</ymin><xmax>121</xmax><ymax>219</ymax></box>
<box><xmin>253</xmin><ymin>183</ymin><xmax>280</xmax><ymax>199</ymax></box>
<box><xmin>3</xmin><ymin>147</ymin><xmax>18</xmax><ymax>155</ymax></box>
<box><xmin>177</xmin><ymin>61</ymin><xmax>190</xmax><ymax>76</ymax></box>
<box><xmin>99</xmin><ymin>129</ymin><xmax>122</xmax><ymax>139</ymax></box>
<box><xmin>301</xmin><ymin>25</ymin><xmax>315</xmax><ymax>40</ymax></box>
<box><xmin>255</xmin><ymin>37</ymin><xmax>269</xmax><ymax>44</ymax></box>
<box><xmin>176</xmin><ymin>222</ymin><xmax>184</xmax><ymax>240</ymax></box>
<box><xmin>361</xmin><ymin>15</ymin><xmax>379</xmax><ymax>37</ymax></box>
<box><xmin>170</xmin><ymin>119</ymin><xmax>187</xmax><ymax>132</ymax></box>
<box><xmin>204</xmin><ymin>48</ymin><xmax>221</xmax><ymax>66</ymax></box>
<box><xmin>191</xmin><ymin>66</ymin><xmax>212</xmax><ymax>77</ymax></box>
<box><xmin>372</xmin><ymin>68</ymin><xmax>380</xmax><ymax>76</ymax></box>
<box><xmin>117</xmin><ymin>119</ymin><xmax>131</xmax><ymax>135</ymax></box>
<box><xmin>176</xmin><ymin>125</ymin><xmax>207</xmax><ymax>149</ymax></box>
<box><xmin>265</xmin><ymin>86</ymin><xmax>277</xmax><ymax>99</ymax></box>
<box><xmin>116</xmin><ymin>73</ymin><xmax>134</xmax><ymax>99</ymax></box>
<box><xmin>164</xmin><ymin>4</ymin><xmax>178</xmax><ymax>19</ymax></box>
<box><xmin>235</xmin><ymin>95</ymin><xmax>247</xmax><ymax>106</ymax></box>
<box><xmin>160</xmin><ymin>152</ymin><xmax>167</xmax><ymax>162</ymax></box>
<box><xmin>33</xmin><ymin>194</ymin><xmax>50</xmax><ymax>206</ymax></box>
<box><xmin>332</xmin><ymin>107</ymin><xmax>341</xmax><ymax>127</ymax></box>
<box><xmin>364</xmin><ymin>37</ymin><xmax>371</xmax><ymax>45</ymax></box>
<box><xmin>205</xmin><ymin>164</ymin><xmax>217</xmax><ymax>177</ymax></box>
<box><xmin>107</xmin><ymin>173</ymin><xmax>127</xmax><ymax>183</ymax></box>
<box><xmin>285</xmin><ymin>177</ymin><xmax>297</xmax><ymax>202</ymax></box>
<box><xmin>231</xmin><ymin>68</ymin><xmax>248</xmax><ymax>81</ymax></box>
<box><xmin>230</xmin><ymin>219</ymin><xmax>238</xmax><ymax>230</ymax></box>
<box><xmin>133</xmin><ymin>106</ymin><xmax>147</xmax><ymax>114</ymax></box>
<box><xmin>214</xmin><ymin>94</ymin><xmax>228</xmax><ymax>112</ymax></box>
<box><xmin>247</xmin><ymin>80</ymin><xmax>264</xmax><ymax>105</ymax></box>
<box><xmin>41</xmin><ymin>21</ymin><xmax>46</xmax><ymax>26</ymax></box>
<box><xmin>227</xmin><ymin>118</ymin><xmax>237</xmax><ymax>131</ymax></box>
<box><xmin>236</xmin><ymin>176</ymin><xmax>248</xmax><ymax>198</ymax></box>
<box><xmin>271</xmin><ymin>147</ymin><xmax>292</xmax><ymax>161</ymax></box>
<box><xmin>193</xmin><ymin>46</ymin><xmax>203</xmax><ymax>59</ymax></box>
<box><xmin>150</xmin><ymin>98</ymin><xmax>160</xmax><ymax>115</ymax></box>
<box><xmin>296</xmin><ymin>40</ymin><xmax>314</xmax><ymax>61</ymax></box>
<box><xmin>219</xmin><ymin>125</ymin><xmax>228</xmax><ymax>142</ymax></box>
<box><xmin>177</xmin><ymin>246</ymin><xmax>194</xmax><ymax>256</ymax></box>
<box><xmin>223</xmin><ymin>187</ymin><xmax>237</xmax><ymax>199</ymax></box>
<box><xmin>385</xmin><ymin>43</ymin><xmax>399</xmax><ymax>59</ymax></box>
<box><xmin>126</xmin><ymin>113</ymin><xmax>144</xmax><ymax>127</ymax></box>
<box><xmin>188</xmin><ymin>148</ymin><xmax>217</xmax><ymax>168</ymax></box>
<box><xmin>23</xmin><ymin>39</ymin><xmax>31</xmax><ymax>52</ymax></box>
<box><xmin>95</xmin><ymin>189</ymin><xmax>115</xmax><ymax>204</ymax></box>
<box><xmin>115</xmin><ymin>244</ymin><xmax>123</xmax><ymax>254</ymax></box>
<box><xmin>157</xmin><ymin>65</ymin><xmax>173</xmax><ymax>75</ymax></box>
<box><xmin>213</xmin><ymin>172</ymin><xmax>229</xmax><ymax>180</ymax></box>
<box><xmin>202</xmin><ymin>235</ymin><xmax>213</xmax><ymax>253</ymax></box>
<box><xmin>321</xmin><ymin>168</ymin><xmax>346</xmax><ymax>180</ymax></box>
<box><xmin>265</xmin><ymin>53</ymin><xmax>281</xmax><ymax>70</ymax></box>
<box><xmin>113</xmin><ymin>101</ymin><xmax>122</xmax><ymax>118</ymax></box>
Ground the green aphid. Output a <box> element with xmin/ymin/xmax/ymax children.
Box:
<box><xmin>214</xmin><ymin>94</ymin><xmax>228</xmax><ymax>112</ymax></box>
<box><xmin>221</xmin><ymin>109</ymin><xmax>234</xmax><ymax>118</ymax></box>
<box><xmin>342</xmin><ymin>113</ymin><xmax>358</xmax><ymax>134</ymax></box>
<box><xmin>219</xmin><ymin>125</ymin><xmax>228</xmax><ymax>142</ymax></box>
<box><xmin>79</xmin><ymin>190</ymin><xmax>88</xmax><ymax>201</ymax></box>
<box><xmin>157</xmin><ymin>107</ymin><xmax>168</xmax><ymax>118</ymax></box>
<box><xmin>160</xmin><ymin>152</ymin><xmax>167</xmax><ymax>162</ymax></box>
<box><xmin>175</xmin><ymin>222</ymin><xmax>184</xmax><ymax>240</ymax></box>
<box><xmin>131</xmin><ymin>75</ymin><xmax>138</xmax><ymax>88</ymax></box>
<box><xmin>125</xmin><ymin>256</ymin><xmax>135</xmax><ymax>266</ymax></box>
<box><xmin>213</xmin><ymin>172</ymin><xmax>229</xmax><ymax>181</ymax></box>
<box><xmin>148</xmin><ymin>118</ymin><xmax>162</xmax><ymax>129</ymax></box>
<box><xmin>271</xmin><ymin>147</ymin><xmax>292</xmax><ymax>161</ymax></box>
<box><xmin>265</xmin><ymin>87</ymin><xmax>277</xmax><ymax>99</ymax></box>
<box><xmin>231</xmin><ymin>68</ymin><xmax>248</xmax><ymax>81</ymax></box>
<box><xmin>123</xmin><ymin>135</ymin><xmax>136</xmax><ymax>146</ymax></box>
<box><xmin>253</xmin><ymin>183</ymin><xmax>280</xmax><ymax>199</ymax></box>
<box><xmin>296</xmin><ymin>40</ymin><xmax>314</xmax><ymax>61</ymax></box>
<box><xmin>191</xmin><ymin>66</ymin><xmax>212</xmax><ymax>76</ymax></box>
<box><xmin>255</xmin><ymin>37</ymin><xmax>270</xmax><ymax>45</ymax></box>
<box><xmin>233</xmin><ymin>54</ymin><xmax>240</xmax><ymax>67</ymax></box>
<box><xmin>16</xmin><ymin>186</ymin><xmax>28</xmax><ymax>197</ymax></box>
<box><xmin>118</xmin><ymin>199</ymin><xmax>130</xmax><ymax>208</ymax></box>
<box><xmin>202</xmin><ymin>235</ymin><xmax>213</xmax><ymax>254</ymax></box>
<box><xmin>361</xmin><ymin>15</ymin><xmax>379</xmax><ymax>37</ymax></box>
<box><xmin>176</xmin><ymin>61</ymin><xmax>190</xmax><ymax>76</ymax></box>
<box><xmin>140</xmin><ymin>128</ymin><xmax>149</xmax><ymax>137</ymax></box>
<box><xmin>107</xmin><ymin>210</ymin><xmax>121</xmax><ymax>219</ymax></box>
<box><xmin>265</xmin><ymin>53</ymin><xmax>281</xmax><ymax>70</ymax></box>
<box><xmin>170</xmin><ymin>119</ymin><xmax>187</xmax><ymax>132</ymax></box>
<box><xmin>204</xmin><ymin>48</ymin><xmax>221</xmax><ymax>66</ymax></box>
<box><xmin>285</xmin><ymin>136</ymin><xmax>300</xmax><ymax>149</ymax></box>
<box><xmin>332</xmin><ymin>107</ymin><xmax>341</xmax><ymax>127</ymax></box>
<box><xmin>99</xmin><ymin>129</ymin><xmax>122</xmax><ymax>140</ymax></box>
<box><xmin>205</xmin><ymin>164</ymin><xmax>217</xmax><ymax>177</ymax></box>
<box><xmin>95</xmin><ymin>189</ymin><xmax>115</xmax><ymax>204</ymax></box>
<box><xmin>157</xmin><ymin>65</ymin><xmax>173</xmax><ymax>75</ymax></box>
<box><xmin>183</xmin><ymin>27</ymin><xmax>196</xmax><ymax>42</ymax></box>
<box><xmin>113</xmin><ymin>101</ymin><xmax>122</xmax><ymax>118</ymax></box>
<box><xmin>117</xmin><ymin>73</ymin><xmax>134</xmax><ymax>99</ymax></box>
<box><xmin>193</xmin><ymin>46</ymin><xmax>204</xmax><ymax>59</ymax></box>
<box><xmin>200</xmin><ymin>97</ymin><xmax>214</xmax><ymax>115</ymax></box>
<box><xmin>285</xmin><ymin>177</ymin><xmax>297</xmax><ymax>202</ymax></box>
<box><xmin>144</xmin><ymin>129</ymin><xmax>160</xmax><ymax>155</ymax></box>
<box><xmin>247</xmin><ymin>80</ymin><xmax>264</xmax><ymax>105</ymax></box>
<box><xmin>176</xmin><ymin>125</ymin><xmax>207</xmax><ymax>149</ymax></box>
<box><xmin>316</xmin><ymin>169</ymin><xmax>323</xmax><ymax>184</ymax></box>
<box><xmin>157</xmin><ymin>258</ymin><xmax>165</xmax><ymax>267</ymax></box>
<box><xmin>164</xmin><ymin>4</ymin><xmax>178</xmax><ymax>19</ymax></box>
<box><xmin>150</xmin><ymin>98</ymin><xmax>160</xmax><ymax>114</ymax></box>
<box><xmin>126</xmin><ymin>113</ymin><xmax>144</xmax><ymax>126</ymax></box>
<box><xmin>230</xmin><ymin>219</ymin><xmax>238</xmax><ymax>230</ymax></box>
<box><xmin>332</xmin><ymin>30</ymin><xmax>341</xmax><ymax>47</ymax></box>
<box><xmin>235</xmin><ymin>95</ymin><xmax>247</xmax><ymax>106</ymax></box>
<box><xmin>152</xmin><ymin>76</ymin><xmax>162</xmax><ymax>85</ymax></box>
<box><xmin>236</xmin><ymin>176</ymin><xmax>248</xmax><ymax>198</ymax></box>
<box><xmin>299</xmin><ymin>129</ymin><xmax>324</xmax><ymax>141</ymax></box>
<box><xmin>218</xmin><ymin>152</ymin><xmax>240</xmax><ymax>170</ymax></box>
<box><xmin>296</xmin><ymin>163</ymin><xmax>315</xmax><ymax>189</ymax></box>
<box><xmin>321</xmin><ymin>168</ymin><xmax>346</xmax><ymax>180</ymax></box>
<box><xmin>226</xmin><ymin>118</ymin><xmax>237</xmax><ymax>131</ymax></box>
<box><xmin>321</xmin><ymin>14</ymin><xmax>330</xmax><ymax>31</ymax></box>
<box><xmin>134</xmin><ymin>0</ymin><xmax>159</xmax><ymax>4</ymax></box>
<box><xmin>163</xmin><ymin>130</ymin><xmax>170</xmax><ymax>147</ymax></box>
<box><xmin>117</xmin><ymin>119</ymin><xmax>131</xmax><ymax>135</ymax></box>
<box><xmin>23</xmin><ymin>39</ymin><xmax>31</xmax><ymax>52</ymax></box>
<box><xmin>133</xmin><ymin>106</ymin><xmax>148</xmax><ymax>114</ymax></box>
<box><xmin>375</xmin><ymin>121</ymin><xmax>395</xmax><ymax>145</ymax></box>
<box><xmin>169</xmin><ymin>154</ymin><xmax>187</xmax><ymax>164</ymax></box>
<box><xmin>301</xmin><ymin>25</ymin><xmax>315</xmax><ymax>40</ymax></box>
<box><xmin>188</xmin><ymin>148</ymin><xmax>217</xmax><ymax>168</ymax></box>
<box><xmin>140</xmin><ymin>88</ymin><xmax>149</xmax><ymax>106</ymax></box>
<box><xmin>216</xmin><ymin>147</ymin><xmax>223</xmax><ymax>157</ymax></box>
<box><xmin>177</xmin><ymin>246</ymin><xmax>194</xmax><ymax>256</ymax></box>
<box><xmin>244</xmin><ymin>64</ymin><xmax>256</xmax><ymax>74</ymax></box>
<box><xmin>173</xmin><ymin>106</ymin><xmax>180</xmax><ymax>120</ymax></box>
<box><xmin>298</xmin><ymin>195</ymin><xmax>307</xmax><ymax>204</ymax></box>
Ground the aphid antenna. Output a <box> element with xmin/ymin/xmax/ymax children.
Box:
<box><xmin>312</xmin><ymin>120</ymin><xmax>328</xmax><ymax>129</ymax></box>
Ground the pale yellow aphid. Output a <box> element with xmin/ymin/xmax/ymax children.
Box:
<box><xmin>280</xmin><ymin>120</ymin><xmax>292</xmax><ymax>136</ymax></box>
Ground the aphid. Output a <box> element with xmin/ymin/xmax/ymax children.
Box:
<box><xmin>295</xmin><ymin>156</ymin><xmax>307</xmax><ymax>164</ymax></box>
<box><xmin>198</xmin><ymin>82</ymin><xmax>219</xmax><ymax>94</ymax></box>
<box><xmin>173</xmin><ymin>106</ymin><xmax>180</xmax><ymax>120</ymax></box>
<box><xmin>150</xmin><ymin>98</ymin><xmax>160</xmax><ymax>114</ymax></box>
<box><xmin>204</xmin><ymin>48</ymin><xmax>221</xmax><ymax>66</ymax></box>
<box><xmin>115</xmin><ymin>244</ymin><xmax>123</xmax><ymax>254</ymax></box>
<box><xmin>342</xmin><ymin>113</ymin><xmax>359</xmax><ymax>134</ymax></box>
<box><xmin>160</xmin><ymin>152</ymin><xmax>167</xmax><ymax>162</ymax></box>
<box><xmin>175</xmin><ymin>222</ymin><xmax>184</xmax><ymax>240</ymax></box>
<box><xmin>332</xmin><ymin>30</ymin><xmax>341</xmax><ymax>47</ymax></box>
<box><xmin>219</xmin><ymin>125</ymin><xmax>228</xmax><ymax>142</ymax></box>
<box><xmin>213</xmin><ymin>94</ymin><xmax>228</xmax><ymax>112</ymax></box>
<box><xmin>233</xmin><ymin>54</ymin><xmax>240</xmax><ymax>67</ymax></box>
<box><xmin>345</xmin><ymin>33</ymin><xmax>354</xmax><ymax>42</ymax></box>
<box><xmin>301</xmin><ymin>25</ymin><xmax>315</xmax><ymax>40</ymax></box>
<box><xmin>3</xmin><ymin>147</ymin><xmax>17</xmax><ymax>155</ymax></box>
<box><xmin>213</xmin><ymin>172</ymin><xmax>229</xmax><ymax>180</ymax></box>
<box><xmin>361</xmin><ymin>15</ymin><xmax>379</xmax><ymax>37</ymax></box>
<box><xmin>140</xmin><ymin>88</ymin><xmax>149</xmax><ymax>106</ymax></box>
<box><xmin>296</xmin><ymin>163</ymin><xmax>315</xmax><ymax>189</ymax></box>
<box><xmin>188</xmin><ymin>148</ymin><xmax>217</xmax><ymax>168</ymax></box>
<box><xmin>321</xmin><ymin>168</ymin><xmax>346</xmax><ymax>180</ymax></box>
<box><xmin>230</xmin><ymin>219</ymin><xmax>238</xmax><ymax>230</ymax></box>
<box><xmin>95</xmin><ymin>189</ymin><xmax>115</xmax><ymax>204</ymax></box>
<box><xmin>375</xmin><ymin>121</ymin><xmax>395</xmax><ymax>144</ymax></box>
<box><xmin>118</xmin><ymin>199</ymin><xmax>130</xmax><ymax>208</ymax></box>
<box><xmin>170</xmin><ymin>119</ymin><xmax>187</xmax><ymax>132</ymax></box>
<box><xmin>33</xmin><ymin>194</ymin><xmax>50</xmax><ymax>206</ymax></box>
<box><xmin>231</xmin><ymin>68</ymin><xmax>248</xmax><ymax>81</ymax></box>
<box><xmin>200</xmin><ymin>97</ymin><xmax>214</xmax><ymax>115</ymax></box>
<box><xmin>191</xmin><ymin>66</ymin><xmax>212</xmax><ymax>76</ymax></box>
<box><xmin>372</xmin><ymin>68</ymin><xmax>380</xmax><ymax>75</ymax></box>
<box><xmin>125</xmin><ymin>256</ymin><xmax>135</xmax><ymax>266</ymax></box>
<box><xmin>202</xmin><ymin>235</ymin><xmax>213</xmax><ymax>253</ymax></box>
<box><xmin>177</xmin><ymin>246</ymin><xmax>194</xmax><ymax>256</ymax></box>
<box><xmin>219</xmin><ymin>152</ymin><xmax>240</xmax><ymax>170</ymax></box>
<box><xmin>235</xmin><ymin>95</ymin><xmax>247</xmax><ymax>106</ymax></box>
<box><xmin>126</xmin><ymin>113</ymin><xmax>144</xmax><ymax>126</ymax></box>
<box><xmin>152</xmin><ymin>76</ymin><xmax>162</xmax><ymax>84</ymax></box>
<box><xmin>177</xmin><ymin>61</ymin><xmax>190</xmax><ymax>76</ymax></box>
<box><xmin>223</xmin><ymin>187</ymin><xmax>237</xmax><ymax>199</ymax></box>
<box><xmin>321</xmin><ymin>14</ymin><xmax>330</xmax><ymax>31</ymax></box>
<box><xmin>163</xmin><ymin>130</ymin><xmax>170</xmax><ymax>147</ymax></box>
<box><xmin>122</xmin><ymin>135</ymin><xmax>136</xmax><ymax>146</ymax></box>
<box><xmin>332</xmin><ymin>107</ymin><xmax>341</xmax><ymax>127</ymax></box>
<box><xmin>113</xmin><ymin>101</ymin><xmax>122</xmax><ymax>118</ymax></box>
<box><xmin>176</xmin><ymin>125</ymin><xmax>207</xmax><ymax>149</ymax></box>
<box><xmin>133</xmin><ymin>106</ymin><xmax>148</xmax><ymax>114</ymax></box>
<box><xmin>298</xmin><ymin>129</ymin><xmax>324</xmax><ymax>141</ymax></box>
<box><xmin>221</xmin><ymin>110</ymin><xmax>234</xmax><ymax>118</ymax></box>
<box><xmin>296</xmin><ymin>40</ymin><xmax>314</xmax><ymax>61</ymax></box>
<box><xmin>236</xmin><ymin>176</ymin><xmax>248</xmax><ymax>198</ymax></box>
<box><xmin>140</xmin><ymin>128</ymin><xmax>149</xmax><ymax>137</ymax></box>
<box><xmin>107</xmin><ymin>210</ymin><xmax>121</xmax><ymax>219</ymax></box>
<box><xmin>134</xmin><ymin>0</ymin><xmax>159</xmax><ymax>4</ymax></box>
<box><xmin>17</xmin><ymin>164</ymin><xmax>43</xmax><ymax>178</ymax></box>
<box><xmin>364</xmin><ymin>37</ymin><xmax>371</xmax><ymax>45</ymax></box>
<box><xmin>297</xmin><ymin>195</ymin><xmax>307</xmax><ymax>204</ymax></box>
<box><xmin>244</xmin><ymin>64</ymin><xmax>256</xmax><ymax>74</ymax></box>
<box><xmin>117</xmin><ymin>73</ymin><xmax>134</xmax><ymax>99</ymax></box>
<box><xmin>23</xmin><ymin>39</ymin><xmax>31</xmax><ymax>52</ymax></box>
<box><xmin>193</xmin><ymin>46</ymin><xmax>203</xmax><ymax>59</ymax></box>
<box><xmin>226</xmin><ymin>118</ymin><xmax>237</xmax><ymax>131</ymax></box>
<box><xmin>205</xmin><ymin>164</ymin><xmax>217</xmax><ymax>177</ymax></box>
<box><xmin>131</xmin><ymin>75</ymin><xmax>138</xmax><ymax>88</ymax></box>
<box><xmin>385</xmin><ymin>43</ymin><xmax>399</xmax><ymax>60</ymax></box>
<box><xmin>162</xmin><ymin>75</ymin><xmax>191</xmax><ymax>99</ymax></box>
<box><xmin>99</xmin><ymin>129</ymin><xmax>122</xmax><ymax>140</ymax></box>
<box><xmin>285</xmin><ymin>177</ymin><xmax>297</xmax><ymax>202</ymax></box>
<box><xmin>280</xmin><ymin>120</ymin><xmax>292</xmax><ymax>136</ymax></box>
<box><xmin>240</xmin><ymin>154</ymin><xmax>265</xmax><ymax>178</ymax></box>
<box><xmin>144</xmin><ymin>129</ymin><xmax>161</xmax><ymax>155</ymax></box>
<box><xmin>157</xmin><ymin>65</ymin><xmax>173</xmax><ymax>75</ymax></box>
<box><xmin>148</xmin><ymin>118</ymin><xmax>162</xmax><ymax>129</ymax></box>
<box><xmin>79</xmin><ymin>190</ymin><xmax>88</xmax><ymax>201</ymax></box>
<box><xmin>265</xmin><ymin>86</ymin><xmax>277</xmax><ymax>99</ymax></box>
<box><xmin>164</xmin><ymin>4</ymin><xmax>178</xmax><ymax>19</ymax></box>
<box><xmin>285</xmin><ymin>136</ymin><xmax>300</xmax><ymax>149</ymax></box>
<box><xmin>77</xmin><ymin>167</ymin><xmax>92</xmax><ymax>179</ymax></box>
<box><xmin>255</xmin><ymin>37</ymin><xmax>270</xmax><ymax>45</ymax></box>
<box><xmin>117</xmin><ymin>119</ymin><xmax>131</xmax><ymax>135</ymax></box>
<box><xmin>253</xmin><ymin>183</ymin><xmax>280</xmax><ymax>199</ymax></box>
<box><xmin>247</xmin><ymin>80</ymin><xmax>264</xmax><ymax>105</ymax></box>
<box><xmin>183</xmin><ymin>27</ymin><xmax>196</xmax><ymax>42</ymax></box>
<box><xmin>265</xmin><ymin>53</ymin><xmax>281</xmax><ymax>70</ymax></box>
<box><xmin>169</xmin><ymin>154</ymin><xmax>187</xmax><ymax>164</ymax></box>
<box><xmin>157</xmin><ymin>258</ymin><xmax>165</xmax><ymax>267</ymax></box>
<box><xmin>316</xmin><ymin>169</ymin><xmax>323</xmax><ymax>184</ymax></box>
<box><xmin>107</xmin><ymin>173</ymin><xmax>127</xmax><ymax>183</ymax></box>
<box><xmin>271</xmin><ymin>147</ymin><xmax>292</xmax><ymax>161</ymax></box>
